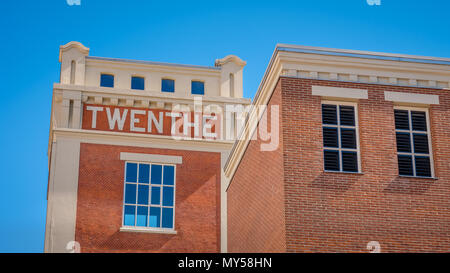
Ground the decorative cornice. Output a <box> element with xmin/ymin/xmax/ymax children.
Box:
<box><xmin>215</xmin><ymin>55</ymin><xmax>247</xmax><ymax>67</ymax></box>
<box><xmin>281</xmin><ymin>73</ymin><xmax>450</xmax><ymax>89</ymax></box>
<box><xmin>276</xmin><ymin>44</ymin><xmax>450</xmax><ymax>66</ymax></box>
<box><xmin>53</xmin><ymin>84</ymin><xmax>251</xmax><ymax>108</ymax></box>
<box><xmin>59</xmin><ymin>41</ymin><xmax>89</xmax><ymax>62</ymax></box>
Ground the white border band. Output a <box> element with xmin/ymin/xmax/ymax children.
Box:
<box><xmin>312</xmin><ymin>86</ymin><xmax>368</xmax><ymax>100</ymax></box>
<box><xmin>385</xmin><ymin>91</ymin><xmax>439</xmax><ymax>105</ymax></box>
<box><xmin>120</xmin><ymin>152</ymin><xmax>182</xmax><ymax>164</ymax></box>
<box><xmin>120</xmin><ymin>226</ymin><xmax>177</xmax><ymax>234</ymax></box>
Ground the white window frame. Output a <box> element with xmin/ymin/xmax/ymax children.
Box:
<box><xmin>99</xmin><ymin>73</ymin><xmax>115</xmax><ymax>88</ymax></box>
<box><xmin>191</xmin><ymin>79</ymin><xmax>206</xmax><ymax>95</ymax></box>
<box><xmin>131</xmin><ymin>75</ymin><xmax>146</xmax><ymax>90</ymax></box>
<box><xmin>161</xmin><ymin>78</ymin><xmax>175</xmax><ymax>93</ymax></box>
<box><xmin>322</xmin><ymin>100</ymin><xmax>362</xmax><ymax>173</ymax></box>
<box><xmin>394</xmin><ymin>106</ymin><xmax>435</xmax><ymax>178</ymax></box>
<box><xmin>121</xmin><ymin>161</ymin><xmax>177</xmax><ymax>234</ymax></box>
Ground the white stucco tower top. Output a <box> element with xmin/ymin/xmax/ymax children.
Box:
<box><xmin>215</xmin><ymin>55</ymin><xmax>246</xmax><ymax>98</ymax></box>
<box><xmin>57</xmin><ymin>41</ymin><xmax>247</xmax><ymax>100</ymax></box>
<box><xmin>59</xmin><ymin>41</ymin><xmax>90</xmax><ymax>85</ymax></box>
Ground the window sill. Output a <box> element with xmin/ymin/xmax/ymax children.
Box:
<box><xmin>398</xmin><ymin>175</ymin><xmax>438</xmax><ymax>180</ymax></box>
<box><xmin>324</xmin><ymin>170</ymin><xmax>364</xmax><ymax>175</ymax></box>
<box><xmin>120</xmin><ymin>226</ymin><xmax>177</xmax><ymax>235</ymax></box>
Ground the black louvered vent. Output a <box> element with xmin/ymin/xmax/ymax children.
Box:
<box><xmin>324</xmin><ymin>150</ymin><xmax>339</xmax><ymax>171</ymax></box>
<box><xmin>398</xmin><ymin>155</ymin><xmax>413</xmax><ymax>176</ymax></box>
<box><xmin>394</xmin><ymin>110</ymin><xmax>410</xmax><ymax>130</ymax></box>
<box><xmin>341</xmin><ymin>128</ymin><xmax>356</xmax><ymax>149</ymax></box>
<box><xmin>395</xmin><ymin>109</ymin><xmax>432</xmax><ymax>177</ymax></box>
<box><xmin>323</xmin><ymin>127</ymin><xmax>338</xmax><ymax>147</ymax></box>
<box><xmin>396</xmin><ymin>132</ymin><xmax>411</xmax><ymax>152</ymax></box>
<box><xmin>342</xmin><ymin>152</ymin><xmax>358</xmax><ymax>172</ymax></box>
<box><xmin>413</xmin><ymin>134</ymin><xmax>429</xmax><ymax>154</ymax></box>
<box><xmin>415</xmin><ymin>156</ymin><xmax>431</xmax><ymax>177</ymax></box>
<box><xmin>339</xmin><ymin>106</ymin><xmax>355</xmax><ymax>126</ymax></box>
<box><xmin>322</xmin><ymin>104</ymin><xmax>337</xmax><ymax>124</ymax></box>
<box><xmin>411</xmin><ymin>111</ymin><xmax>427</xmax><ymax>131</ymax></box>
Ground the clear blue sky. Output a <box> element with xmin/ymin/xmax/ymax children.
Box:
<box><xmin>0</xmin><ymin>0</ymin><xmax>449</xmax><ymax>253</ymax></box>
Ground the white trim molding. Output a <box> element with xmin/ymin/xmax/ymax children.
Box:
<box><xmin>120</xmin><ymin>152</ymin><xmax>182</xmax><ymax>164</ymax></box>
<box><xmin>44</xmin><ymin>138</ymin><xmax>81</xmax><ymax>253</ymax></box>
<box><xmin>312</xmin><ymin>86</ymin><xmax>368</xmax><ymax>100</ymax></box>
<box><xmin>120</xmin><ymin>226</ymin><xmax>177</xmax><ymax>235</ymax></box>
<box><xmin>384</xmin><ymin>91</ymin><xmax>440</xmax><ymax>105</ymax></box>
<box><xmin>52</xmin><ymin>128</ymin><xmax>234</xmax><ymax>153</ymax></box>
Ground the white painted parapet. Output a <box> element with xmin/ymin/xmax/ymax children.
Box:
<box><xmin>215</xmin><ymin>55</ymin><xmax>246</xmax><ymax>98</ymax></box>
<box><xmin>59</xmin><ymin>41</ymin><xmax>89</xmax><ymax>85</ymax></box>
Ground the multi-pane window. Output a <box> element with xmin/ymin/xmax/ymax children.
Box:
<box><xmin>394</xmin><ymin>108</ymin><xmax>433</xmax><ymax>177</ymax></box>
<box><xmin>131</xmin><ymin>76</ymin><xmax>145</xmax><ymax>90</ymax></box>
<box><xmin>191</xmin><ymin>81</ymin><xmax>205</xmax><ymax>95</ymax></box>
<box><xmin>100</xmin><ymin>74</ymin><xmax>114</xmax><ymax>88</ymax></box>
<box><xmin>161</xmin><ymin>79</ymin><xmax>175</xmax><ymax>92</ymax></box>
<box><xmin>322</xmin><ymin>102</ymin><xmax>360</xmax><ymax>173</ymax></box>
<box><xmin>123</xmin><ymin>162</ymin><xmax>175</xmax><ymax>229</ymax></box>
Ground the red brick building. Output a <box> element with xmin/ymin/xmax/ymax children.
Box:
<box><xmin>224</xmin><ymin>45</ymin><xmax>450</xmax><ymax>253</ymax></box>
<box><xmin>44</xmin><ymin>42</ymin><xmax>250</xmax><ymax>253</ymax></box>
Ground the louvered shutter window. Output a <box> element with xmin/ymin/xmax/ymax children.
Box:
<box><xmin>322</xmin><ymin>103</ymin><xmax>359</xmax><ymax>173</ymax></box>
<box><xmin>394</xmin><ymin>109</ymin><xmax>433</xmax><ymax>177</ymax></box>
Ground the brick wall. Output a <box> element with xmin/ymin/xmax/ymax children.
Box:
<box><xmin>281</xmin><ymin>77</ymin><xmax>450</xmax><ymax>252</ymax></box>
<box><xmin>76</xmin><ymin>143</ymin><xmax>221</xmax><ymax>253</ymax></box>
<box><xmin>227</xmin><ymin>81</ymin><xmax>286</xmax><ymax>252</ymax></box>
<box><xmin>228</xmin><ymin>76</ymin><xmax>450</xmax><ymax>253</ymax></box>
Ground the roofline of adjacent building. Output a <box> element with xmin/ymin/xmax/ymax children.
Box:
<box><xmin>276</xmin><ymin>44</ymin><xmax>450</xmax><ymax>66</ymax></box>
<box><xmin>254</xmin><ymin>44</ymin><xmax>450</xmax><ymax>113</ymax></box>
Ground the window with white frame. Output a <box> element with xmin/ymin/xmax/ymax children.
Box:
<box><xmin>131</xmin><ymin>76</ymin><xmax>145</xmax><ymax>90</ymax></box>
<box><xmin>394</xmin><ymin>107</ymin><xmax>433</xmax><ymax>177</ymax></box>
<box><xmin>123</xmin><ymin>162</ymin><xmax>175</xmax><ymax>229</ymax></box>
<box><xmin>100</xmin><ymin>73</ymin><xmax>114</xmax><ymax>88</ymax></box>
<box><xmin>191</xmin><ymin>80</ymin><xmax>205</xmax><ymax>95</ymax></box>
<box><xmin>322</xmin><ymin>102</ymin><xmax>360</xmax><ymax>173</ymax></box>
<box><xmin>161</xmin><ymin>78</ymin><xmax>175</xmax><ymax>93</ymax></box>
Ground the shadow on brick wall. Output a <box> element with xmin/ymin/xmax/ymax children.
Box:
<box><xmin>384</xmin><ymin>176</ymin><xmax>436</xmax><ymax>194</ymax></box>
<box><xmin>310</xmin><ymin>172</ymin><xmax>360</xmax><ymax>193</ymax></box>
